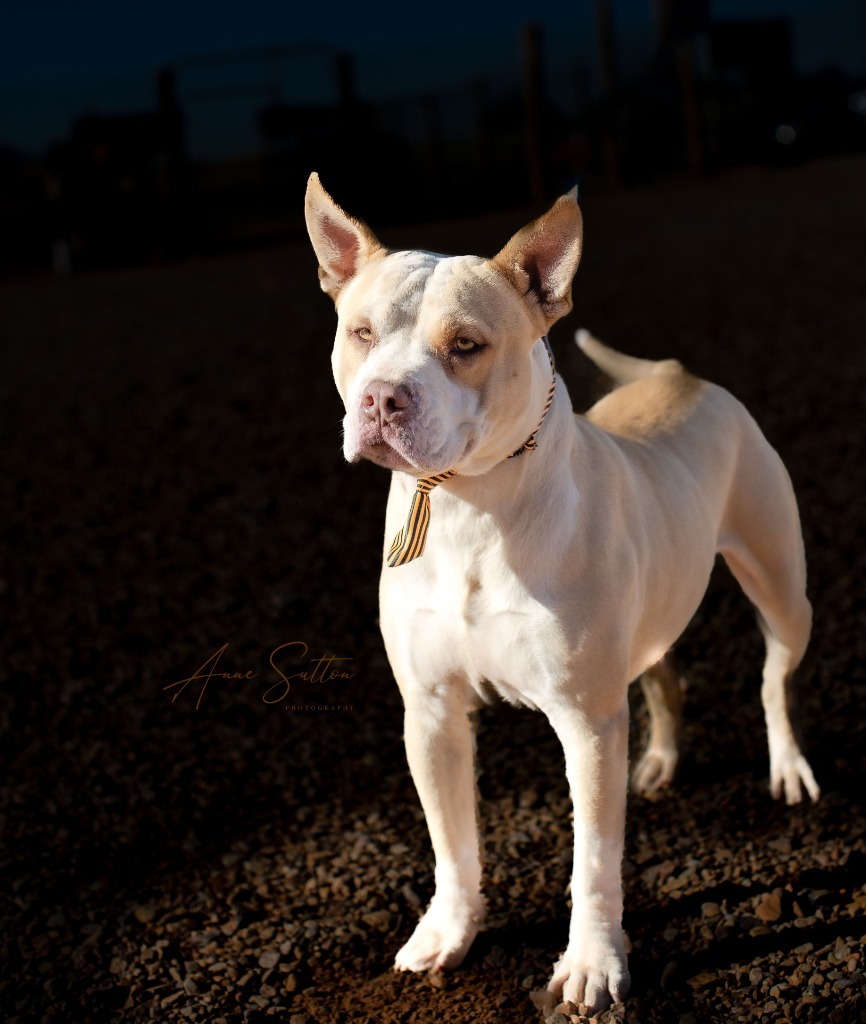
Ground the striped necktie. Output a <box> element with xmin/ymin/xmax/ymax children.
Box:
<box><xmin>386</xmin><ymin>339</ymin><xmax>557</xmax><ymax>568</ymax></box>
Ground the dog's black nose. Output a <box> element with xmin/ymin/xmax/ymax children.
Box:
<box><xmin>362</xmin><ymin>381</ymin><xmax>413</xmax><ymax>425</ymax></box>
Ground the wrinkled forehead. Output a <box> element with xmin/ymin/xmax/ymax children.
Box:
<box><xmin>337</xmin><ymin>250</ymin><xmax>527</xmax><ymax>338</ymax></box>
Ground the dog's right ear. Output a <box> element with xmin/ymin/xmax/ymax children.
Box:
<box><xmin>304</xmin><ymin>173</ymin><xmax>385</xmax><ymax>300</ymax></box>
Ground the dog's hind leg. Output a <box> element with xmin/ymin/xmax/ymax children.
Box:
<box><xmin>755</xmin><ymin>607</ymin><xmax>819</xmax><ymax>804</ymax></box>
<box><xmin>632</xmin><ymin>652</ymin><xmax>682</xmax><ymax>795</ymax></box>
<box><xmin>726</xmin><ymin>552</ymin><xmax>819</xmax><ymax>805</ymax></box>
<box><xmin>720</xmin><ymin>426</ymin><xmax>819</xmax><ymax>804</ymax></box>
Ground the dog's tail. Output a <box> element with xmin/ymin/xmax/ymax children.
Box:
<box><xmin>575</xmin><ymin>329</ymin><xmax>683</xmax><ymax>385</ymax></box>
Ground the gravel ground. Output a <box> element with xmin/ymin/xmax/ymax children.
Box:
<box><xmin>2</xmin><ymin>155</ymin><xmax>865</xmax><ymax>1024</ymax></box>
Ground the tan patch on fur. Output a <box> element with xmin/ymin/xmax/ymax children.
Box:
<box><xmin>585</xmin><ymin>370</ymin><xmax>705</xmax><ymax>441</ymax></box>
<box><xmin>417</xmin><ymin>260</ymin><xmax>541</xmax><ymax>427</ymax></box>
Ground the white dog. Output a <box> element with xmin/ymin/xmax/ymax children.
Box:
<box><xmin>304</xmin><ymin>173</ymin><xmax>819</xmax><ymax>1015</ymax></box>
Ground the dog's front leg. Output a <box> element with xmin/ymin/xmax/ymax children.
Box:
<box><xmin>394</xmin><ymin>683</ymin><xmax>484</xmax><ymax>973</ymax></box>
<box><xmin>546</xmin><ymin>699</ymin><xmax>631</xmax><ymax>1015</ymax></box>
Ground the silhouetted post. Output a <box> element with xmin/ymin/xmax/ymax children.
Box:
<box><xmin>471</xmin><ymin>76</ymin><xmax>492</xmax><ymax>181</ymax></box>
<box><xmin>653</xmin><ymin>0</ymin><xmax>707</xmax><ymax>178</ymax></box>
<box><xmin>266</xmin><ymin>51</ymin><xmax>282</xmax><ymax>105</ymax></box>
<box><xmin>595</xmin><ymin>0</ymin><xmax>623</xmax><ymax>187</ymax></box>
<box><xmin>421</xmin><ymin>94</ymin><xmax>445</xmax><ymax>200</ymax></box>
<box><xmin>597</xmin><ymin>0</ymin><xmax>620</xmax><ymax>96</ymax></box>
<box><xmin>155</xmin><ymin>66</ymin><xmax>188</xmax><ymax>258</ymax></box>
<box><xmin>156</xmin><ymin>67</ymin><xmax>184</xmax><ymax>166</ymax></box>
<box><xmin>676</xmin><ymin>39</ymin><xmax>704</xmax><ymax>177</ymax></box>
<box><xmin>521</xmin><ymin>23</ymin><xmax>546</xmax><ymax>204</ymax></box>
<box><xmin>336</xmin><ymin>52</ymin><xmax>358</xmax><ymax>111</ymax></box>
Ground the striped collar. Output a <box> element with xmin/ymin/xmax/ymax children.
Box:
<box><xmin>387</xmin><ymin>336</ymin><xmax>556</xmax><ymax>567</ymax></box>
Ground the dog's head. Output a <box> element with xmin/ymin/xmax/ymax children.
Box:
<box><xmin>305</xmin><ymin>173</ymin><xmax>583</xmax><ymax>477</ymax></box>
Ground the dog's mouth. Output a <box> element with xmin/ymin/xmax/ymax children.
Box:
<box><xmin>353</xmin><ymin>420</ymin><xmax>458</xmax><ymax>476</ymax></box>
<box><xmin>361</xmin><ymin>440</ymin><xmax>417</xmax><ymax>472</ymax></box>
<box><xmin>352</xmin><ymin>419</ymin><xmax>423</xmax><ymax>472</ymax></box>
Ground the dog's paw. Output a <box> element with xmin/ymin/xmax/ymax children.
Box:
<box><xmin>770</xmin><ymin>750</ymin><xmax>820</xmax><ymax>805</ymax></box>
<box><xmin>631</xmin><ymin>746</ymin><xmax>678</xmax><ymax>795</ymax></box>
<box><xmin>547</xmin><ymin>940</ymin><xmax>630</xmax><ymax>1017</ymax></box>
<box><xmin>393</xmin><ymin>893</ymin><xmax>483</xmax><ymax>973</ymax></box>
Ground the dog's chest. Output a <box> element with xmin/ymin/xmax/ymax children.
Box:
<box><xmin>406</xmin><ymin>549</ymin><xmax>570</xmax><ymax>710</ymax></box>
<box><xmin>380</xmin><ymin>470</ymin><xmax>578</xmax><ymax>708</ymax></box>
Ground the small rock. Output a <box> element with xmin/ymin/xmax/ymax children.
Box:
<box><xmin>701</xmin><ymin>902</ymin><xmax>721</xmax><ymax>919</ymax></box>
<box><xmin>755</xmin><ymin>891</ymin><xmax>782</xmax><ymax>923</ymax></box>
<box><xmin>401</xmin><ymin>883</ymin><xmax>421</xmax><ymax>907</ymax></box>
<box><xmin>687</xmin><ymin>970</ymin><xmax>717</xmax><ymax>989</ymax></box>
<box><xmin>485</xmin><ymin>945</ymin><xmax>507</xmax><ymax>967</ymax></box>
<box><xmin>258</xmin><ymin>950</ymin><xmax>280</xmax><ymax>969</ymax></box>
<box><xmin>660</xmin><ymin>961</ymin><xmax>678</xmax><ymax>990</ymax></box>
<box><xmin>133</xmin><ymin>904</ymin><xmax>156</xmax><ymax>923</ymax></box>
<box><xmin>362</xmin><ymin>910</ymin><xmax>392</xmax><ymax>931</ymax></box>
<box><xmin>529</xmin><ymin>988</ymin><xmax>556</xmax><ymax>1016</ymax></box>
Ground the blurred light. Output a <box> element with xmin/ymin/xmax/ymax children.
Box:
<box><xmin>775</xmin><ymin>124</ymin><xmax>797</xmax><ymax>145</ymax></box>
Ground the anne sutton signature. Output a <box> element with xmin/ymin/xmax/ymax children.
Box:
<box><xmin>163</xmin><ymin>642</ymin><xmax>355</xmax><ymax>710</ymax></box>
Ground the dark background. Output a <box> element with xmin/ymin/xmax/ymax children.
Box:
<box><xmin>2</xmin><ymin>0</ymin><xmax>866</xmax><ymax>274</ymax></box>
<box><xmin>2</xmin><ymin>2</ymin><xmax>865</xmax><ymax>1023</ymax></box>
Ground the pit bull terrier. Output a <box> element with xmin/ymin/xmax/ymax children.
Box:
<box><xmin>304</xmin><ymin>173</ymin><xmax>819</xmax><ymax>1015</ymax></box>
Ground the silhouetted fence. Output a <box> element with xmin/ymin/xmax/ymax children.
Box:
<box><xmin>0</xmin><ymin>13</ymin><xmax>864</xmax><ymax>275</ymax></box>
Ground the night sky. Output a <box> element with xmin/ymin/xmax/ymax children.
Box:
<box><xmin>1</xmin><ymin>0</ymin><xmax>863</xmax><ymax>156</ymax></box>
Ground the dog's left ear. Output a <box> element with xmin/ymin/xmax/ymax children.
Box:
<box><xmin>305</xmin><ymin>172</ymin><xmax>386</xmax><ymax>300</ymax></box>
<box><xmin>492</xmin><ymin>188</ymin><xmax>583</xmax><ymax>328</ymax></box>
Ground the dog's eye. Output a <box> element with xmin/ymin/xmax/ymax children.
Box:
<box><xmin>354</xmin><ymin>327</ymin><xmax>374</xmax><ymax>343</ymax></box>
<box><xmin>453</xmin><ymin>338</ymin><xmax>480</xmax><ymax>354</ymax></box>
